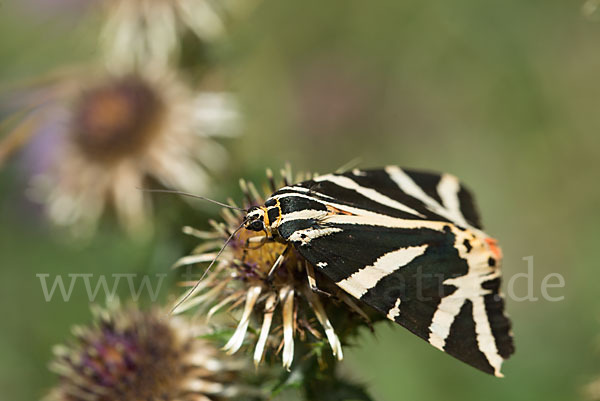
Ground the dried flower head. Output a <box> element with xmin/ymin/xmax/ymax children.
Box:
<box><xmin>4</xmin><ymin>67</ymin><xmax>238</xmax><ymax>236</ymax></box>
<box><xmin>100</xmin><ymin>0</ymin><xmax>261</xmax><ymax>71</ymax></box>
<box><xmin>173</xmin><ymin>166</ymin><xmax>373</xmax><ymax>370</ymax></box>
<box><xmin>46</xmin><ymin>304</ymin><xmax>248</xmax><ymax>401</ymax></box>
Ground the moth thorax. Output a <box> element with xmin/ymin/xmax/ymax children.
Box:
<box><xmin>263</xmin><ymin>198</ymin><xmax>283</xmax><ymax>229</ymax></box>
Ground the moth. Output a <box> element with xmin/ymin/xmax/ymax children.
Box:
<box><xmin>242</xmin><ymin>166</ymin><xmax>514</xmax><ymax>376</ymax></box>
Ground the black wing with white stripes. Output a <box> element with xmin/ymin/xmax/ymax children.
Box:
<box><xmin>269</xmin><ymin>167</ymin><xmax>514</xmax><ymax>376</ymax></box>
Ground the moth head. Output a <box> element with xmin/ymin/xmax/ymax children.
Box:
<box><xmin>244</xmin><ymin>206</ymin><xmax>267</xmax><ymax>232</ymax></box>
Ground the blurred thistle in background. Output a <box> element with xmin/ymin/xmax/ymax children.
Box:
<box><xmin>173</xmin><ymin>167</ymin><xmax>374</xmax><ymax>371</ymax></box>
<box><xmin>45</xmin><ymin>303</ymin><xmax>253</xmax><ymax>401</ymax></box>
<box><xmin>100</xmin><ymin>0</ymin><xmax>260</xmax><ymax>71</ymax></box>
<box><xmin>1</xmin><ymin>68</ymin><xmax>238</xmax><ymax>237</ymax></box>
<box><xmin>1</xmin><ymin>0</ymin><xmax>253</xmax><ymax>238</ymax></box>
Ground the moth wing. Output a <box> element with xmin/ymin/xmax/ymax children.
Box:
<box><xmin>298</xmin><ymin>167</ymin><xmax>483</xmax><ymax>228</ymax></box>
<box><xmin>287</xmin><ymin>219</ymin><xmax>514</xmax><ymax>376</ymax></box>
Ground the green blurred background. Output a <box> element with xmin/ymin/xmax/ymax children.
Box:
<box><xmin>1</xmin><ymin>0</ymin><xmax>600</xmax><ymax>400</ymax></box>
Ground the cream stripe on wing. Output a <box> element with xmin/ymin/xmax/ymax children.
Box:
<box><xmin>313</xmin><ymin>174</ymin><xmax>425</xmax><ymax>217</ymax></box>
<box><xmin>471</xmin><ymin>295</ymin><xmax>504</xmax><ymax>377</ymax></box>
<box><xmin>427</xmin><ymin>295</ymin><xmax>465</xmax><ymax>351</ymax></box>
<box><xmin>274</xmin><ymin>192</ymin><xmax>405</xmax><ymax>220</ymax></box>
<box><xmin>277</xmin><ymin>208</ymin><xmax>330</xmax><ymax>226</ymax></box>
<box><xmin>428</xmin><ymin>243</ymin><xmax>504</xmax><ymax>377</ymax></box>
<box><xmin>436</xmin><ymin>173</ymin><xmax>468</xmax><ymax>227</ymax></box>
<box><xmin>288</xmin><ymin>226</ymin><xmax>343</xmax><ymax>245</ymax></box>
<box><xmin>387</xmin><ymin>298</ymin><xmax>402</xmax><ymax>321</ymax></box>
<box><xmin>385</xmin><ymin>166</ymin><xmax>468</xmax><ymax>228</ymax></box>
<box><xmin>337</xmin><ymin>245</ymin><xmax>427</xmax><ymax>298</ymax></box>
<box><xmin>322</xmin><ymin>214</ymin><xmax>448</xmax><ymax>231</ymax></box>
<box><xmin>273</xmin><ymin>193</ymin><xmax>433</xmax><ymax>226</ymax></box>
<box><xmin>276</xmin><ymin>185</ymin><xmax>336</xmax><ymax>199</ymax></box>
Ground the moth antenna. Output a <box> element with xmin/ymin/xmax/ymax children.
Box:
<box><xmin>139</xmin><ymin>188</ymin><xmax>247</xmax><ymax>212</ymax></box>
<box><xmin>169</xmin><ymin>220</ymin><xmax>246</xmax><ymax>315</ymax></box>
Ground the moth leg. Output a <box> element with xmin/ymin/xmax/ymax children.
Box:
<box><xmin>305</xmin><ymin>262</ymin><xmax>332</xmax><ymax>297</ymax></box>
<box><xmin>267</xmin><ymin>245</ymin><xmax>290</xmax><ymax>277</ymax></box>
<box><xmin>242</xmin><ymin>236</ymin><xmax>271</xmax><ymax>265</ymax></box>
<box><xmin>247</xmin><ymin>236</ymin><xmax>268</xmax><ymax>244</ymax></box>
<box><xmin>244</xmin><ymin>235</ymin><xmax>270</xmax><ymax>250</ymax></box>
<box><xmin>246</xmin><ymin>235</ymin><xmax>269</xmax><ymax>246</ymax></box>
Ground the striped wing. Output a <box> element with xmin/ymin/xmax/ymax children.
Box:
<box><xmin>270</xmin><ymin>167</ymin><xmax>514</xmax><ymax>376</ymax></box>
<box><xmin>287</xmin><ymin>166</ymin><xmax>483</xmax><ymax>229</ymax></box>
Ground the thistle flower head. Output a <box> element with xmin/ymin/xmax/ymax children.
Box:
<box><xmin>4</xmin><ymin>67</ymin><xmax>238</xmax><ymax>236</ymax></box>
<box><xmin>46</xmin><ymin>304</ymin><xmax>246</xmax><ymax>401</ymax></box>
<box><xmin>173</xmin><ymin>166</ymin><xmax>373</xmax><ymax>370</ymax></box>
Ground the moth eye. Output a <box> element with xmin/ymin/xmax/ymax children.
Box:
<box><xmin>247</xmin><ymin>221</ymin><xmax>264</xmax><ymax>232</ymax></box>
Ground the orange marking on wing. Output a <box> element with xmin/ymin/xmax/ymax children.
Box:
<box><xmin>485</xmin><ymin>237</ymin><xmax>503</xmax><ymax>260</ymax></box>
<box><xmin>326</xmin><ymin>205</ymin><xmax>354</xmax><ymax>215</ymax></box>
